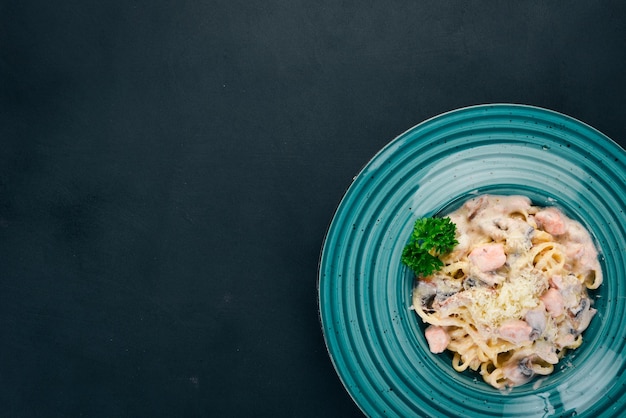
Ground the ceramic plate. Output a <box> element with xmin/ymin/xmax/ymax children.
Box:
<box><xmin>318</xmin><ymin>104</ymin><xmax>626</xmax><ymax>417</ymax></box>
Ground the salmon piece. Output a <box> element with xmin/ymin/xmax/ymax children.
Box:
<box><xmin>549</xmin><ymin>275</ymin><xmax>564</xmax><ymax>289</ymax></box>
<box><xmin>535</xmin><ymin>208</ymin><xmax>566</xmax><ymax>235</ymax></box>
<box><xmin>468</xmin><ymin>243</ymin><xmax>506</xmax><ymax>272</ymax></box>
<box><xmin>502</xmin><ymin>357</ymin><xmax>535</xmax><ymax>387</ymax></box>
<box><xmin>564</xmin><ymin>224</ymin><xmax>603</xmax><ymax>288</ymax></box>
<box><xmin>436</xmin><ymin>291</ymin><xmax>472</xmax><ymax>316</ymax></box>
<box><xmin>525</xmin><ymin>309</ymin><xmax>547</xmax><ymax>339</ymax></box>
<box><xmin>541</xmin><ymin>288</ymin><xmax>564</xmax><ymax>317</ymax></box>
<box><xmin>424</xmin><ymin>325</ymin><xmax>450</xmax><ymax>353</ymax></box>
<box><xmin>498</xmin><ymin>320</ymin><xmax>533</xmax><ymax>344</ymax></box>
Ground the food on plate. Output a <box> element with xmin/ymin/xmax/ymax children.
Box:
<box><xmin>406</xmin><ymin>195</ymin><xmax>602</xmax><ymax>389</ymax></box>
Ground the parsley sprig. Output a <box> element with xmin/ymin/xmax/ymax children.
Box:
<box><xmin>401</xmin><ymin>217</ymin><xmax>458</xmax><ymax>277</ymax></box>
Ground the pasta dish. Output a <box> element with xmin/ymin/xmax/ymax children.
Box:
<box><xmin>411</xmin><ymin>195</ymin><xmax>602</xmax><ymax>388</ymax></box>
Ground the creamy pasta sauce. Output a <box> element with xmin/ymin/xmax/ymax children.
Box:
<box><xmin>411</xmin><ymin>194</ymin><xmax>602</xmax><ymax>389</ymax></box>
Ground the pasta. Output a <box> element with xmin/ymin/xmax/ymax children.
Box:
<box><xmin>411</xmin><ymin>195</ymin><xmax>602</xmax><ymax>389</ymax></box>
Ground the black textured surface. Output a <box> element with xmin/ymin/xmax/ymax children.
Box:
<box><xmin>1</xmin><ymin>2</ymin><xmax>625</xmax><ymax>417</ymax></box>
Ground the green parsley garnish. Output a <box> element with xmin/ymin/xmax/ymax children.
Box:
<box><xmin>401</xmin><ymin>217</ymin><xmax>458</xmax><ymax>277</ymax></box>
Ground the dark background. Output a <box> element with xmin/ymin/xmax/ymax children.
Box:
<box><xmin>1</xmin><ymin>1</ymin><xmax>625</xmax><ymax>417</ymax></box>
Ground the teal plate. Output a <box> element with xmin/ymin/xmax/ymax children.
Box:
<box><xmin>318</xmin><ymin>104</ymin><xmax>626</xmax><ymax>417</ymax></box>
